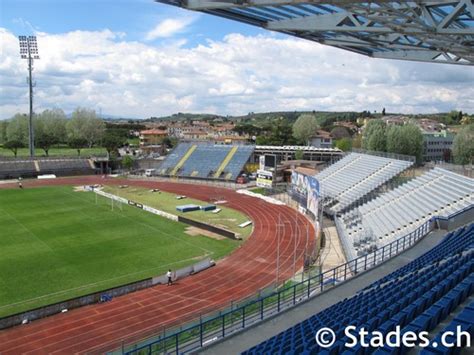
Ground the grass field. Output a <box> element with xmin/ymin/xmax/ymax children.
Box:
<box><xmin>0</xmin><ymin>146</ymin><xmax>107</xmax><ymax>158</ymax></box>
<box><xmin>0</xmin><ymin>186</ymin><xmax>240</xmax><ymax>317</ymax></box>
<box><xmin>102</xmin><ymin>185</ymin><xmax>253</xmax><ymax>238</ymax></box>
<box><xmin>249</xmin><ymin>187</ymin><xmax>266</xmax><ymax>195</ymax></box>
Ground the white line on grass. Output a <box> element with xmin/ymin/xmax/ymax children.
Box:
<box><xmin>0</xmin><ymin>254</ymin><xmax>209</xmax><ymax>311</ymax></box>
<box><xmin>62</xmin><ymin>188</ymin><xmax>215</xmax><ymax>255</ymax></box>
<box><xmin>0</xmin><ymin>187</ymin><xmax>220</xmax><ymax>314</ymax></box>
<box><xmin>0</xmin><ymin>204</ymin><xmax>53</xmax><ymax>252</ymax></box>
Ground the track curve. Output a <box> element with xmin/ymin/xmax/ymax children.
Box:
<box><xmin>0</xmin><ymin>176</ymin><xmax>316</xmax><ymax>354</ymax></box>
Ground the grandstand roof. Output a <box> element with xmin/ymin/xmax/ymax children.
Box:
<box><xmin>157</xmin><ymin>1</ymin><xmax>474</xmax><ymax>66</ymax></box>
<box><xmin>256</xmin><ymin>145</ymin><xmax>340</xmax><ymax>152</ymax></box>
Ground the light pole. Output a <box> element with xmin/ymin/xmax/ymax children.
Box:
<box><xmin>276</xmin><ymin>214</ymin><xmax>281</xmax><ymax>286</ymax></box>
<box><xmin>18</xmin><ymin>35</ymin><xmax>40</xmax><ymax>157</ymax></box>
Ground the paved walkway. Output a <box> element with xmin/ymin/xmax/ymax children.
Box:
<box><xmin>320</xmin><ymin>217</ymin><xmax>346</xmax><ymax>273</ymax></box>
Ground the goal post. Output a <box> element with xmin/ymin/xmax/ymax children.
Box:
<box><xmin>93</xmin><ymin>190</ymin><xmax>123</xmax><ymax>212</ymax></box>
<box><xmin>110</xmin><ymin>196</ymin><xmax>123</xmax><ymax>212</ymax></box>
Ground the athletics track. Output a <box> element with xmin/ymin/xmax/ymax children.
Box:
<box><xmin>0</xmin><ymin>176</ymin><xmax>315</xmax><ymax>354</ymax></box>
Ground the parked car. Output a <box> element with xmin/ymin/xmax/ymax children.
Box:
<box><xmin>236</xmin><ymin>176</ymin><xmax>248</xmax><ymax>184</ymax></box>
<box><xmin>145</xmin><ymin>169</ymin><xmax>156</xmax><ymax>177</ymax></box>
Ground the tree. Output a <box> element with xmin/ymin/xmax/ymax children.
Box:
<box><xmin>0</xmin><ymin>120</ymin><xmax>8</xmax><ymax>145</ymax></box>
<box><xmin>401</xmin><ymin>124</ymin><xmax>424</xmax><ymax>163</ymax></box>
<box><xmin>293</xmin><ymin>114</ymin><xmax>319</xmax><ymax>145</ymax></box>
<box><xmin>382</xmin><ymin>108</ymin><xmax>386</xmax><ymax>116</ymax></box>
<box><xmin>255</xmin><ymin>135</ymin><xmax>269</xmax><ymax>145</ymax></box>
<box><xmin>67</xmin><ymin>108</ymin><xmax>105</xmax><ymax>148</ymax></box>
<box><xmin>362</xmin><ymin>119</ymin><xmax>387</xmax><ymax>152</ymax></box>
<box><xmin>4</xmin><ymin>140</ymin><xmax>24</xmax><ymax>157</ymax></box>
<box><xmin>35</xmin><ymin>132</ymin><xmax>57</xmax><ymax>156</ymax></box>
<box><xmin>335</xmin><ymin>138</ymin><xmax>352</xmax><ymax>151</ymax></box>
<box><xmin>122</xmin><ymin>155</ymin><xmax>134</xmax><ymax>170</ymax></box>
<box><xmin>257</xmin><ymin>119</ymin><xmax>296</xmax><ymax>146</ymax></box>
<box><xmin>102</xmin><ymin>132</ymin><xmax>125</xmax><ymax>155</ymax></box>
<box><xmin>6</xmin><ymin>114</ymin><xmax>29</xmax><ymax>145</ymax></box>
<box><xmin>270</xmin><ymin>120</ymin><xmax>296</xmax><ymax>145</ymax></box>
<box><xmin>68</xmin><ymin>137</ymin><xmax>88</xmax><ymax>156</ymax></box>
<box><xmin>386</xmin><ymin>125</ymin><xmax>403</xmax><ymax>153</ymax></box>
<box><xmin>38</xmin><ymin>109</ymin><xmax>67</xmax><ymax>141</ymax></box>
<box><xmin>294</xmin><ymin>149</ymin><xmax>304</xmax><ymax>160</ymax></box>
<box><xmin>386</xmin><ymin>124</ymin><xmax>423</xmax><ymax>163</ymax></box>
<box><xmin>448</xmin><ymin>110</ymin><xmax>462</xmax><ymax>124</ymax></box>
<box><xmin>452</xmin><ymin>124</ymin><xmax>474</xmax><ymax>165</ymax></box>
<box><xmin>33</xmin><ymin>109</ymin><xmax>67</xmax><ymax>156</ymax></box>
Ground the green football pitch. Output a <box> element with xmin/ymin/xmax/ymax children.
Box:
<box><xmin>0</xmin><ymin>186</ymin><xmax>240</xmax><ymax>317</ymax></box>
<box><xmin>102</xmin><ymin>185</ymin><xmax>253</xmax><ymax>239</ymax></box>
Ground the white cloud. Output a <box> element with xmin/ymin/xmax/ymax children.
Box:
<box><xmin>145</xmin><ymin>16</ymin><xmax>197</xmax><ymax>41</ymax></box>
<box><xmin>0</xmin><ymin>27</ymin><xmax>473</xmax><ymax>119</ymax></box>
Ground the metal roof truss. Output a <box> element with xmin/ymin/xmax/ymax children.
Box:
<box><xmin>157</xmin><ymin>1</ymin><xmax>474</xmax><ymax>65</ymax></box>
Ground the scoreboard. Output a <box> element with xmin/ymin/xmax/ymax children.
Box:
<box><xmin>256</xmin><ymin>170</ymin><xmax>274</xmax><ymax>188</ymax></box>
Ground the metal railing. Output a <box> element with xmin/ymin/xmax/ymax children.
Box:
<box><xmin>424</xmin><ymin>161</ymin><xmax>473</xmax><ymax>178</ymax></box>
<box><xmin>127</xmin><ymin>174</ymin><xmax>254</xmax><ymax>191</ymax></box>
<box><xmin>351</xmin><ymin>148</ymin><xmax>416</xmax><ymax>163</ymax></box>
<box><xmin>0</xmin><ymin>154</ymin><xmax>107</xmax><ymax>161</ymax></box>
<box><xmin>120</xmin><ymin>205</ymin><xmax>472</xmax><ymax>355</ymax></box>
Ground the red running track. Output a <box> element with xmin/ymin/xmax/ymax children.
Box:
<box><xmin>0</xmin><ymin>176</ymin><xmax>315</xmax><ymax>354</ymax></box>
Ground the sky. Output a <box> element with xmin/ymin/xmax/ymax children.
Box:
<box><xmin>1</xmin><ymin>0</ymin><xmax>473</xmax><ymax>119</ymax></box>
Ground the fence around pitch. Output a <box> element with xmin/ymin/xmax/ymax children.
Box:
<box><xmin>0</xmin><ymin>154</ymin><xmax>108</xmax><ymax>161</ymax></box>
<box><xmin>120</xmin><ymin>205</ymin><xmax>473</xmax><ymax>355</ymax></box>
<box><xmin>127</xmin><ymin>174</ymin><xmax>252</xmax><ymax>191</ymax></box>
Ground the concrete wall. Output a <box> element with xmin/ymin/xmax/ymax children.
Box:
<box><xmin>0</xmin><ymin>258</ymin><xmax>215</xmax><ymax>330</ymax></box>
<box><xmin>178</xmin><ymin>216</ymin><xmax>238</xmax><ymax>240</ymax></box>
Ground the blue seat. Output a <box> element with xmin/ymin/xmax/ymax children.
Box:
<box><xmin>242</xmin><ymin>224</ymin><xmax>474</xmax><ymax>355</ymax></box>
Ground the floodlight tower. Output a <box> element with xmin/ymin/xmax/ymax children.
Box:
<box><xmin>18</xmin><ymin>35</ymin><xmax>40</xmax><ymax>157</ymax></box>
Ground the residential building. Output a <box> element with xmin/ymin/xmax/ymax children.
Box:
<box><xmin>382</xmin><ymin>115</ymin><xmax>408</xmax><ymax>126</ymax></box>
<box><xmin>418</xmin><ymin>118</ymin><xmax>445</xmax><ymax>132</ymax></box>
<box><xmin>214</xmin><ymin>136</ymin><xmax>249</xmax><ymax>145</ymax></box>
<box><xmin>333</xmin><ymin>121</ymin><xmax>359</xmax><ymax>134</ymax></box>
<box><xmin>139</xmin><ymin>129</ymin><xmax>168</xmax><ymax>146</ymax></box>
<box><xmin>309</xmin><ymin>130</ymin><xmax>333</xmax><ymax>149</ymax></box>
<box><xmin>422</xmin><ymin>129</ymin><xmax>454</xmax><ymax>162</ymax></box>
<box><xmin>182</xmin><ymin>130</ymin><xmax>209</xmax><ymax>141</ymax></box>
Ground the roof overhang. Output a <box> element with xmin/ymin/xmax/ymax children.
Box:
<box><xmin>157</xmin><ymin>0</ymin><xmax>474</xmax><ymax>65</ymax></box>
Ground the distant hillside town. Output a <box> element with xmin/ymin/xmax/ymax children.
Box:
<box><xmin>1</xmin><ymin>109</ymin><xmax>472</xmax><ymax>169</ymax></box>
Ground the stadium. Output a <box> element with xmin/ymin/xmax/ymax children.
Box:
<box><xmin>1</xmin><ymin>1</ymin><xmax>473</xmax><ymax>355</ymax></box>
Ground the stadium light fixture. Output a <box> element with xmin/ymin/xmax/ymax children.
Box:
<box><xmin>18</xmin><ymin>35</ymin><xmax>40</xmax><ymax>157</ymax></box>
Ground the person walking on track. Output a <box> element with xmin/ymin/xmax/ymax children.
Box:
<box><xmin>167</xmin><ymin>269</ymin><xmax>173</xmax><ymax>286</ymax></box>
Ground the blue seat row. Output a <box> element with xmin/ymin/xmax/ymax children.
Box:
<box><xmin>158</xmin><ymin>143</ymin><xmax>192</xmax><ymax>174</ymax></box>
<box><xmin>224</xmin><ymin>146</ymin><xmax>254</xmax><ymax>179</ymax></box>
<box><xmin>158</xmin><ymin>143</ymin><xmax>255</xmax><ymax>180</ymax></box>
<box><xmin>179</xmin><ymin>145</ymin><xmax>231</xmax><ymax>178</ymax></box>
<box><xmin>419</xmin><ymin>299</ymin><xmax>474</xmax><ymax>355</ymax></box>
<box><xmin>243</xmin><ymin>223</ymin><xmax>474</xmax><ymax>355</ymax></box>
<box><xmin>366</xmin><ymin>224</ymin><xmax>474</xmax><ymax>291</ymax></box>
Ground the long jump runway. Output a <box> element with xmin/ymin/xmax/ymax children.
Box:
<box><xmin>0</xmin><ymin>176</ymin><xmax>315</xmax><ymax>354</ymax></box>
